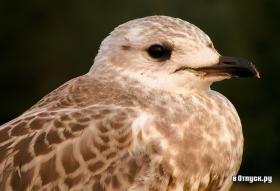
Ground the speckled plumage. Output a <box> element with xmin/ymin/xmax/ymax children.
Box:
<box><xmin>0</xmin><ymin>16</ymin><xmax>256</xmax><ymax>191</ymax></box>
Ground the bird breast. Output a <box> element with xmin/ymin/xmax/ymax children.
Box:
<box><xmin>137</xmin><ymin>90</ymin><xmax>243</xmax><ymax>189</ymax></box>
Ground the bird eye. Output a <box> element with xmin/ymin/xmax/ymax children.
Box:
<box><xmin>147</xmin><ymin>44</ymin><xmax>171</xmax><ymax>61</ymax></box>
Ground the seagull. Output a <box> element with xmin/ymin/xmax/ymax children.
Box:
<box><xmin>0</xmin><ymin>16</ymin><xmax>259</xmax><ymax>191</ymax></box>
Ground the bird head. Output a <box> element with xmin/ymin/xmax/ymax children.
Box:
<box><xmin>91</xmin><ymin>16</ymin><xmax>259</xmax><ymax>93</ymax></box>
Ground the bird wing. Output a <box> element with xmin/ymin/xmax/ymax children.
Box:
<box><xmin>0</xmin><ymin>76</ymin><xmax>144</xmax><ymax>190</ymax></box>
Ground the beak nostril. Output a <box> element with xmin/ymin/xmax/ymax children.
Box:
<box><xmin>222</xmin><ymin>61</ymin><xmax>234</xmax><ymax>65</ymax></box>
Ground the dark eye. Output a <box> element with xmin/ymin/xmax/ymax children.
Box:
<box><xmin>147</xmin><ymin>44</ymin><xmax>171</xmax><ymax>61</ymax></box>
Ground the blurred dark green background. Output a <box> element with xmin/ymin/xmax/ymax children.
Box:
<box><xmin>1</xmin><ymin>0</ymin><xmax>279</xmax><ymax>190</ymax></box>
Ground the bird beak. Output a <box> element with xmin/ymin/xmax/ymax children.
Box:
<box><xmin>196</xmin><ymin>56</ymin><xmax>260</xmax><ymax>78</ymax></box>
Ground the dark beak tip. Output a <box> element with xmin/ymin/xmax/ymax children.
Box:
<box><xmin>188</xmin><ymin>56</ymin><xmax>261</xmax><ymax>79</ymax></box>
